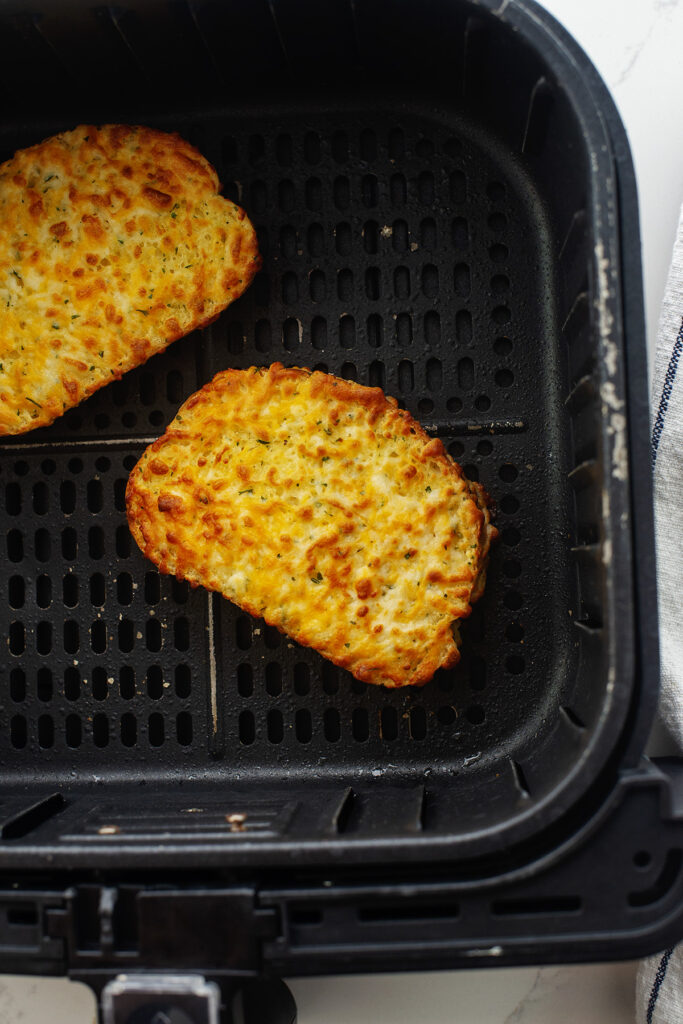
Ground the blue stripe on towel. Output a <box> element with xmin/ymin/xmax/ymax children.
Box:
<box><xmin>652</xmin><ymin>317</ymin><xmax>683</xmax><ymax>468</ymax></box>
<box><xmin>647</xmin><ymin>947</ymin><xmax>674</xmax><ymax>1023</ymax></box>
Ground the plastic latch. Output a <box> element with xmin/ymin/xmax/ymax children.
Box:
<box><xmin>101</xmin><ymin>973</ymin><xmax>220</xmax><ymax>1024</ymax></box>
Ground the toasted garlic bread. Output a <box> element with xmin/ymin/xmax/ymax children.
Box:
<box><xmin>0</xmin><ymin>124</ymin><xmax>260</xmax><ymax>434</ymax></box>
<box><xmin>127</xmin><ymin>364</ymin><xmax>496</xmax><ymax>688</ymax></box>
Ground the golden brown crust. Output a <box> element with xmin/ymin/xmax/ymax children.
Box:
<box><xmin>0</xmin><ymin>124</ymin><xmax>260</xmax><ymax>434</ymax></box>
<box><xmin>127</xmin><ymin>364</ymin><xmax>497</xmax><ymax>688</ymax></box>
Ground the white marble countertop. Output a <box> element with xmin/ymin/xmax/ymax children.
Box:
<box><xmin>1</xmin><ymin>1</ymin><xmax>682</xmax><ymax>1021</ymax></box>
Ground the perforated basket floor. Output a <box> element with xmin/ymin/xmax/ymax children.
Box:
<box><xmin>0</xmin><ymin>100</ymin><xmax>598</xmax><ymax>861</ymax></box>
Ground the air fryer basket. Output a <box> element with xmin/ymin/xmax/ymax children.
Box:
<box><xmin>0</xmin><ymin>0</ymin><xmax>677</xmax><ymax>994</ymax></box>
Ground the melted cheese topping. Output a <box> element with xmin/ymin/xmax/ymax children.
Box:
<box><xmin>128</xmin><ymin>364</ymin><xmax>496</xmax><ymax>688</ymax></box>
<box><xmin>0</xmin><ymin>124</ymin><xmax>260</xmax><ymax>434</ymax></box>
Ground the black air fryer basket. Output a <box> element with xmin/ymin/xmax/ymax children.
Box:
<box><xmin>0</xmin><ymin>0</ymin><xmax>678</xmax><ymax>1017</ymax></box>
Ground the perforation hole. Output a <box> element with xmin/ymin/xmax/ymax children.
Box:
<box><xmin>228</xmin><ymin>322</ymin><xmax>244</xmax><ymax>354</ymax></box>
<box><xmin>475</xmin><ymin>395</ymin><xmax>491</xmax><ymax>412</ymax></box>
<box><xmin>5</xmin><ymin>482</ymin><xmax>21</xmax><ymax>516</ymax></box>
<box><xmin>119</xmin><ymin>666</ymin><xmax>135</xmax><ymax>700</ymax></box>
<box><xmin>142</xmin><ymin>572</ymin><xmax>159</xmax><ymax>605</ymax></box>
<box><xmin>93</xmin><ymin>713</ymin><xmax>109</xmax><ymax>747</ymax></box>
<box><xmin>380</xmin><ymin>706</ymin><xmax>398</xmax><ymax>741</ymax></box>
<box><xmin>275</xmin><ymin>133</ymin><xmax>292</xmax><ymax>165</ymax></box>
<box><xmin>113</xmin><ymin>479</ymin><xmax>127</xmax><ymax>512</ymax></box>
<box><xmin>409</xmin><ymin>707</ymin><xmax>427</xmax><ymax>740</ymax></box>
<box><xmin>88</xmin><ymin>526</ymin><xmax>104</xmax><ymax>559</ymax></box>
<box><xmin>64</xmin><ymin>667</ymin><xmax>80</xmax><ymax>701</ymax></box>
<box><xmin>166</xmin><ymin>369</ymin><xmax>183</xmax><ymax>404</ymax></box>
<box><xmin>361</xmin><ymin>174</ymin><xmax>378</xmax><ymax>207</ymax></box>
<box><xmin>60</xmin><ymin>528</ymin><xmax>76</xmax><ymax>561</ymax></box>
<box><xmin>267</xmin><ymin>709</ymin><xmax>284</xmax><ymax>744</ymax></box>
<box><xmin>265</xmin><ymin>662</ymin><xmax>282</xmax><ymax>697</ymax></box>
<box><xmin>121</xmin><ymin>411</ymin><xmax>137</xmax><ymax>428</ymax></box>
<box><xmin>118</xmin><ymin>619</ymin><xmax>134</xmax><ymax>653</ymax></box>
<box><xmin>448</xmin><ymin>440</ymin><xmax>465</xmax><ymax>459</ymax></box>
<box><xmin>420</xmin><ymin>217</ymin><xmax>437</xmax><ymax>250</ymax></box>
<box><xmin>398</xmin><ymin>360</ymin><xmax>414</xmax><ymax>393</ymax></box>
<box><xmin>488</xmin><ymin>212</ymin><xmax>507</xmax><ymax>232</ymax></box>
<box><xmin>489</xmin><ymin>243</ymin><xmax>508</xmax><ymax>263</ymax></box>
<box><xmin>633</xmin><ymin>851</ymin><xmax>652</xmax><ymax>869</ymax></box>
<box><xmin>466</xmin><ymin>705</ymin><xmax>485</xmax><ymax>725</ymax></box>
<box><xmin>394</xmin><ymin>266</ymin><xmax>410</xmax><ymax>299</ymax></box>
<box><xmin>148</xmin><ymin>713</ymin><xmax>164</xmax><ymax>747</ymax></box>
<box><xmin>390</xmin><ymin>173</ymin><xmax>407</xmax><ymax>205</ymax></box>
<box><xmin>506</xmin><ymin>655</ymin><xmax>525</xmax><ymax>675</ymax></box>
<box><xmin>368</xmin><ymin>360</ymin><xmax>385</xmax><ymax>388</ymax></box>
<box><xmin>307</xmin><ymin>223</ymin><xmax>324</xmax><ymax>257</ymax></box>
<box><xmin>295</xmin><ymin>709</ymin><xmax>312</xmax><ymax>743</ymax></box>
<box><xmin>496</xmin><ymin>368</ymin><xmax>515</xmax><ymax>387</ymax></box>
<box><xmin>425</xmin><ymin>357</ymin><xmax>442</xmax><ymax>391</ymax></box>
<box><xmin>335</xmin><ymin>221</ymin><xmax>351</xmax><ymax>255</ymax></box>
<box><xmin>121</xmin><ymin>713</ymin><xmax>137</xmax><ymax>747</ymax></box>
<box><xmin>36</xmin><ymin>621</ymin><xmax>52</xmax><ymax>655</ymax></box>
<box><xmin>452</xmin><ymin>263</ymin><xmax>471</xmax><ymax>298</ymax></box>
<box><xmin>68</xmin><ymin>457</ymin><xmax>83</xmax><ymax>474</ymax></box>
<box><xmin>449</xmin><ymin>170</ymin><xmax>466</xmax><ymax>202</ymax></box>
<box><xmin>327</xmin><ymin>128</ymin><xmax>348</xmax><ymax>163</ymax></box>
<box><xmin>352</xmin><ymin>707</ymin><xmax>369</xmax><ymax>742</ymax></box>
<box><xmin>340</xmin><ymin>315</ymin><xmax>355</xmax><ymax>349</ymax></box>
<box><xmin>13</xmin><ymin>461</ymin><xmax>28</xmax><ymax>477</ymax></box>
<box><xmin>322</xmin><ymin>663</ymin><xmax>338</xmax><ymax>695</ymax></box>
<box><xmin>421</xmin><ymin>264</ymin><xmax>438</xmax><ymax>298</ymax></box>
<box><xmin>341</xmin><ymin>362</ymin><xmax>357</xmax><ymax>382</ymax></box>
<box><xmin>392</xmin><ymin>219</ymin><xmax>408</xmax><ymax>252</ymax></box>
<box><xmin>364</xmin><ymin>267</ymin><xmax>380</xmax><ymax>301</ymax></box>
<box><xmin>362</xmin><ymin>220</ymin><xmax>378</xmax><ymax>254</ymax></box>
<box><xmin>491</xmin><ymin>274</ymin><xmax>510</xmax><ymax>295</ymax></box>
<box><xmin>239</xmin><ymin>710</ymin><xmax>255</xmax><ymax>745</ymax></box>
<box><xmin>309</xmin><ymin>270</ymin><xmax>326</xmax><ymax>303</ymax></box>
<box><xmin>114</xmin><ymin>572</ymin><xmax>132</xmax><ymax>606</ymax></box>
<box><xmin>176</xmin><ymin>712</ymin><xmax>192</xmax><ymax>747</ymax></box>
<box><xmin>437</xmin><ymin>705</ymin><xmax>456</xmax><ymax>726</ymax></box>
<box><xmin>293</xmin><ymin>663</ymin><xmax>310</xmax><ymax>696</ymax></box>
<box><xmin>396</xmin><ymin>313</ymin><xmax>412</xmax><ymax>346</ymax></box>
<box><xmin>10</xmin><ymin>668</ymin><xmax>26</xmax><ymax>702</ymax></box>
<box><xmin>501</xmin><ymin>495</ymin><xmax>520</xmax><ymax>514</ymax></box>
<box><xmin>173</xmin><ymin>617</ymin><xmax>189</xmax><ymax>652</ymax></box>
<box><xmin>477</xmin><ymin>440</ymin><xmax>493</xmax><ymax>456</ymax></box>
<box><xmin>116</xmin><ymin>526</ymin><xmax>131</xmax><ymax>558</ymax></box>
<box><xmin>311</xmin><ymin>316</ymin><xmax>327</xmax><ymax>350</ymax></box>
<box><xmin>7</xmin><ymin>529</ymin><xmax>23</xmax><ymax>563</ymax></box>
<box><xmin>278</xmin><ymin>179</ymin><xmax>295</xmax><ymax>212</ymax></box>
<box><xmin>417</xmin><ymin>170</ymin><xmax>434</xmax><ymax>204</ymax></box>
<box><xmin>9</xmin><ymin>575</ymin><xmax>24</xmax><ymax>609</ymax></box>
<box><xmin>91</xmin><ymin>620</ymin><xmax>106</xmax><ymax>655</ymax></box>
<box><xmin>175</xmin><ymin>664</ymin><xmax>191</xmax><ymax>699</ymax></box>
<box><xmin>423</xmin><ymin>309</ymin><xmax>440</xmax><ymax>346</ymax></box>
<box><xmin>503</xmin><ymin>558</ymin><xmax>522</xmax><ymax>579</ymax></box>
<box><xmin>333</xmin><ymin>176</ymin><xmax>349</xmax><ymax>210</ymax></box>
<box><xmin>456</xmin><ymin>310</ymin><xmax>472</xmax><ymax>345</ymax></box>
<box><xmin>36</xmin><ymin>667</ymin><xmax>52</xmax><ymax>702</ymax></box>
<box><xmin>492</xmin><ymin>306</ymin><xmax>511</xmax><ymax>325</ymax></box>
<box><xmin>237</xmin><ymin>663</ymin><xmax>253</xmax><ymax>698</ymax></box>
<box><xmin>254</xmin><ymin>319</ymin><xmax>272</xmax><ymax>353</ymax></box>
<box><xmin>447</xmin><ymin>398</ymin><xmax>462</xmax><ymax>416</ymax></box>
<box><xmin>123</xmin><ymin>455</ymin><xmax>136</xmax><ymax>472</ymax></box>
<box><xmin>66</xmin><ymin>714</ymin><xmax>81</xmax><ymax>748</ymax></box>
<box><xmin>38</xmin><ymin>575</ymin><xmax>53</xmax><ymax>608</ymax></box>
<box><xmin>323</xmin><ymin>708</ymin><xmax>341</xmax><ymax>742</ymax></box>
<box><xmin>305</xmin><ymin>177</ymin><xmax>322</xmax><ymax>211</ymax></box>
<box><xmin>63</xmin><ymin>620</ymin><xmax>79</xmax><ymax>654</ymax></box>
<box><xmin>92</xmin><ymin>665</ymin><xmax>108</xmax><ymax>700</ymax></box>
<box><xmin>172</xmin><ymin>579</ymin><xmax>189</xmax><ymax>604</ymax></box>
<box><xmin>504</xmin><ymin>590</ymin><xmax>524</xmax><ymax>611</ymax></box>
<box><xmin>10</xmin><ymin>716</ymin><xmax>27</xmax><ymax>749</ymax></box>
<box><xmin>147</xmin><ymin>665</ymin><xmax>163</xmax><ymax>700</ymax></box>
<box><xmin>146</xmin><ymin>619</ymin><xmax>161</xmax><ymax>653</ymax></box>
<box><xmin>366</xmin><ymin>314</ymin><xmax>382</xmax><ymax>349</ymax></box>
<box><xmin>502</xmin><ymin>526</ymin><xmax>521</xmax><ymax>546</ymax></box>
<box><xmin>236</xmin><ymin>616</ymin><xmax>252</xmax><ymax>651</ymax></box>
<box><xmin>418</xmin><ymin>398</ymin><xmax>434</xmax><ymax>416</ymax></box>
<box><xmin>282</xmin><ymin>271</ymin><xmax>298</xmax><ymax>305</ymax></box>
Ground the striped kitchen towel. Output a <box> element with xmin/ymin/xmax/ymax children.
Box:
<box><xmin>636</xmin><ymin>205</ymin><xmax>683</xmax><ymax>1022</ymax></box>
